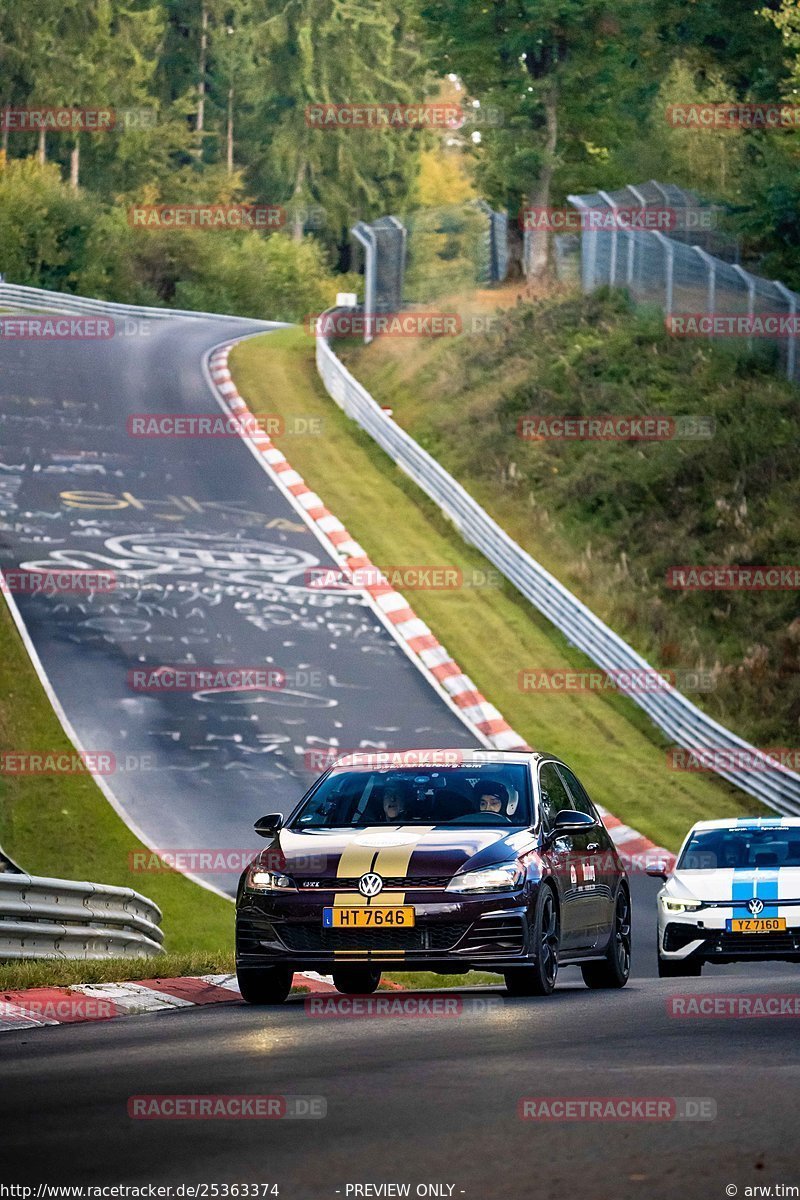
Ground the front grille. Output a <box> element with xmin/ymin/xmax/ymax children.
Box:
<box><xmin>277</xmin><ymin>922</ymin><xmax>469</xmax><ymax>953</ymax></box>
<box><xmin>297</xmin><ymin>876</ymin><xmax>451</xmax><ymax>891</ymax></box>
<box><xmin>717</xmin><ymin>932</ymin><xmax>797</xmax><ymax>954</ymax></box>
<box><xmin>464</xmin><ymin>917</ymin><xmax>525</xmax><ymax>953</ymax></box>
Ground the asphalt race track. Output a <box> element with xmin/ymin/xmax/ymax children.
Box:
<box><xmin>1</xmin><ymin>320</ymin><xmax>798</xmax><ymax>1199</ymax></box>
<box><xmin>0</xmin><ymin>318</ymin><xmax>480</xmax><ymax>892</ymax></box>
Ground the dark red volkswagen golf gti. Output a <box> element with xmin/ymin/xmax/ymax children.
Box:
<box><xmin>235</xmin><ymin>749</ymin><xmax>631</xmax><ymax>1003</ymax></box>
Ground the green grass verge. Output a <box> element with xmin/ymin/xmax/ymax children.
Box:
<box><xmin>0</xmin><ymin>951</ymin><xmax>236</xmax><ymax>992</ymax></box>
<box><xmin>0</xmin><ymin>602</ymin><xmax>234</xmax><ymax>956</ymax></box>
<box><xmin>230</xmin><ymin>328</ymin><xmax>765</xmax><ymax>852</ymax></box>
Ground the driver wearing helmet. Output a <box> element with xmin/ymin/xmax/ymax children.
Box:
<box><xmin>381</xmin><ymin>779</ymin><xmax>410</xmax><ymax>823</ymax></box>
<box><xmin>476</xmin><ymin>779</ymin><xmax>510</xmax><ymax>815</ymax></box>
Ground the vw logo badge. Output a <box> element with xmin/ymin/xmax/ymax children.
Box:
<box><xmin>747</xmin><ymin>897</ymin><xmax>764</xmax><ymax>916</ymax></box>
<box><xmin>358</xmin><ymin>872</ymin><xmax>384</xmax><ymax>898</ymax></box>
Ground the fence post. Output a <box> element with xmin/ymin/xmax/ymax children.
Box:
<box><xmin>693</xmin><ymin>246</ymin><xmax>717</xmax><ymax>338</ymax></box>
<box><xmin>598</xmin><ymin>190</ymin><xmax>618</xmax><ymax>286</ymax></box>
<box><xmin>773</xmin><ymin>280</ymin><xmax>797</xmax><ymax>382</ymax></box>
<box><xmin>351</xmin><ymin>222</ymin><xmax>377</xmax><ymax>344</ymax></box>
<box><xmin>652</xmin><ymin>232</ymin><xmax>674</xmax><ymax>314</ymax></box>
<box><xmin>732</xmin><ymin>264</ymin><xmax>756</xmax><ymax>352</ymax></box>
<box><xmin>387</xmin><ymin>215</ymin><xmax>407</xmax><ymax>306</ymax></box>
<box><xmin>566</xmin><ymin>196</ymin><xmax>594</xmax><ymax>292</ymax></box>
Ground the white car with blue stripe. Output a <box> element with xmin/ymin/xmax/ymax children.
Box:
<box><xmin>648</xmin><ymin>817</ymin><xmax>800</xmax><ymax>977</ymax></box>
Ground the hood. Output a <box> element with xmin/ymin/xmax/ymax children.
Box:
<box><xmin>665</xmin><ymin>867</ymin><xmax>800</xmax><ymax>904</ymax></box>
<box><xmin>260</xmin><ymin>825</ymin><xmax>534</xmax><ymax>882</ymax></box>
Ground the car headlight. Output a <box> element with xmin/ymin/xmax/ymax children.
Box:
<box><xmin>661</xmin><ymin>897</ymin><xmax>702</xmax><ymax>913</ymax></box>
<box><xmin>246</xmin><ymin>866</ymin><xmax>296</xmax><ymax>892</ymax></box>
<box><xmin>446</xmin><ymin>863</ymin><xmax>524</xmax><ymax>894</ymax></box>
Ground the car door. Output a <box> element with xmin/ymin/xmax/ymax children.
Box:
<box><xmin>557</xmin><ymin>764</ymin><xmax>616</xmax><ymax>946</ymax></box>
<box><xmin>537</xmin><ymin>761</ymin><xmax>594</xmax><ymax>952</ymax></box>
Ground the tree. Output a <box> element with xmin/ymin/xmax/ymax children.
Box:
<box><xmin>419</xmin><ymin>0</ymin><xmax>660</xmax><ymax>279</ymax></box>
<box><xmin>242</xmin><ymin>0</ymin><xmax>426</xmax><ymax>250</ymax></box>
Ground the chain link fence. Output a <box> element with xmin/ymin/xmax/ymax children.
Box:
<box><xmin>351</xmin><ymin>201</ymin><xmax>507</xmax><ymax>343</ymax></box>
<box><xmin>567</xmin><ymin>180</ymin><xmax>799</xmax><ymax>383</ymax></box>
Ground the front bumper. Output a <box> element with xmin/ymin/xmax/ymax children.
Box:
<box><xmin>659</xmin><ymin>915</ymin><xmax>800</xmax><ymax>963</ymax></box>
<box><xmin>236</xmin><ymin>888</ymin><xmax>532</xmax><ymax>972</ymax></box>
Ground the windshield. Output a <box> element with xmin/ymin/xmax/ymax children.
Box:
<box><xmin>678</xmin><ymin>827</ymin><xmax>800</xmax><ymax>870</ymax></box>
<box><xmin>291</xmin><ymin>764</ymin><xmax>531</xmax><ymax>829</ymax></box>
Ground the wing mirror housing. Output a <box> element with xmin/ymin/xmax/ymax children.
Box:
<box><xmin>645</xmin><ymin>859</ymin><xmax>670</xmax><ymax>881</ymax></box>
<box><xmin>544</xmin><ymin>809</ymin><xmax>597</xmax><ymax>841</ymax></box>
<box><xmin>254</xmin><ymin>813</ymin><xmax>283</xmax><ymax>838</ymax></box>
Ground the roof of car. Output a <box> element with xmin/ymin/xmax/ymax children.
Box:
<box><xmin>688</xmin><ymin>817</ymin><xmax>800</xmax><ymax>832</ymax></box>
<box><xmin>331</xmin><ymin>748</ymin><xmax>545</xmax><ymax>769</ymax></box>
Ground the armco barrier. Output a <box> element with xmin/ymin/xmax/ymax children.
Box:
<box><xmin>0</xmin><ymin>281</ymin><xmax>261</xmax><ymax>324</ymax></box>
<box><xmin>315</xmin><ymin>318</ymin><xmax>800</xmax><ymax>816</ymax></box>
<box><xmin>0</xmin><ymin>873</ymin><xmax>164</xmax><ymax>960</ymax></box>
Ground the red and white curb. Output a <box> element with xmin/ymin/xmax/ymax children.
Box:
<box><xmin>206</xmin><ymin>342</ymin><xmax>670</xmax><ymax>865</ymax></box>
<box><xmin>0</xmin><ymin>972</ymin><xmax>348</xmax><ymax>1032</ymax></box>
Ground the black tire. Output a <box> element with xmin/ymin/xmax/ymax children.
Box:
<box><xmin>581</xmin><ymin>887</ymin><xmax>632</xmax><ymax>990</ymax></box>
<box><xmin>505</xmin><ymin>884</ymin><xmax>560</xmax><ymax>997</ymax></box>
<box><xmin>332</xmin><ymin>966</ymin><xmax>382</xmax><ymax>995</ymax></box>
<box><xmin>237</xmin><ymin>965</ymin><xmax>293</xmax><ymax>1005</ymax></box>
<box><xmin>657</xmin><ymin>955</ymin><xmax>703</xmax><ymax>978</ymax></box>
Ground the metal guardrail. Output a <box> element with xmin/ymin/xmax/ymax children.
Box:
<box><xmin>0</xmin><ymin>281</ymin><xmax>260</xmax><ymax>324</ymax></box>
<box><xmin>315</xmin><ymin>319</ymin><xmax>800</xmax><ymax>816</ymax></box>
<box><xmin>0</xmin><ymin>873</ymin><xmax>164</xmax><ymax>960</ymax></box>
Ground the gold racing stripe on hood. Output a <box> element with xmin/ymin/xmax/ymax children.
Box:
<box><xmin>331</xmin><ymin>826</ymin><xmax>434</xmax><ymax>959</ymax></box>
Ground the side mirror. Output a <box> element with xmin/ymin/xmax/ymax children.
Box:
<box><xmin>646</xmin><ymin>860</ymin><xmax>670</xmax><ymax>881</ymax></box>
<box><xmin>254</xmin><ymin>813</ymin><xmax>283</xmax><ymax>838</ymax></box>
<box><xmin>547</xmin><ymin>809</ymin><xmax>597</xmax><ymax>838</ymax></box>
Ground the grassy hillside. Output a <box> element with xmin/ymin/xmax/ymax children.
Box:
<box><xmin>342</xmin><ymin>290</ymin><xmax>799</xmax><ymax>750</ymax></box>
